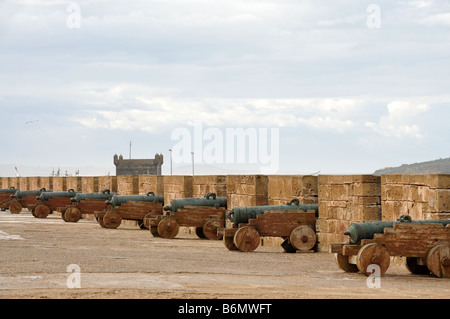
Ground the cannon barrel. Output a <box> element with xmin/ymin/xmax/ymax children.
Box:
<box><xmin>163</xmin><ymin>193</ymin><xmax>227</xmax><ymax>212</ymax></box>
<box><xmin>12</xmin><ymin>188</ymin><xmax>52</xmax><ymax>199</ymax></box>
<box><xmin>70</xmin><ymin>189</ymin><xmax>115</xmax><ymax>203</ymax></box>
<box><xmin>0</xmin><ymin>187</ymin><xmax>18</xmax><ymax>193</ymax></box>
<box><xmin>227</xmin><ymin>199</ymin><xmax>319</xmax><ymax>224</ymax></box>
<box><xmin>38</xmin><ymin>189</ymin><xmax>80</xmax><ymax>202</ymax></box>
<box><xmin>105</xmin><ymin>192</ymin><xmax>164</xmax><ymax>208</ymax></box>
<box><xmin>344</xmin><ymin>216</ymin><xmax>450</xmax><ymax>244</ymax></box>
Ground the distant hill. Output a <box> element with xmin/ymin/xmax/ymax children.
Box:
<box><xmin>374</xmin><ymin>157</ymin><xmax>450</xmax><ymax>175</ymax></box>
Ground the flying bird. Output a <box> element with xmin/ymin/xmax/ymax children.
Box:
<box><xmin>26</xmin><ymin>119</ymin><xmax>39</xmax><ymax>124</ymax></box>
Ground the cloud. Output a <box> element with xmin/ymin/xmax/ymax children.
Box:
<box><xmin>74</xmin><ymin>94</ymin><xmax>363</xmax><ymax>134</ymax></box>
<box><xmin>407</xmin><ymin>1</ymin><xmax>433</xmax><ymax>9</ymax></box>
<box><xmin>365</xmin><ymin>101</ymin><xmax>429</xmax><ymax>138</ymax></box>
<box><xmin>1</xmin><ymin>0</ymin><xmax>450</xmax><ymax>174</ymax></box>
<box><xmin>419</xmin><ymin>12</ymin><xmax>450</xmax><ymax>26</ymax></box>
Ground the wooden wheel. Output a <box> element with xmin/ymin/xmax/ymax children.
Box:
<box><xmin>97</xmin><ymin>216</ymin><xmax>106</xmax><ymax>228</ymax></box>
<box><xmin>142</xmin><ymin>213</ymin><xmax>156</xmax><ymax>230</ymax></box>
<box><xmin>203</xmin><ymin>219</ymin><xmax>223</xmax><ymax>240</ymax></box>
<box><xmin>103</xmin><ymin>210</ymin><xmax>122</xmax><ymax>229</ymax></box>
<box><xmin>223</xmin><ymin>236</ymin><xmax>238</xmax><ymax>251</ymax></box>
<box><xmin>157</xmin><ymin>217</ymin><xmax>179</xmax><ymax>239</ymax></box>
<box><xmin>356</xmin><ymin>243</ymin><xmax>390</xmax><ymax>276</ymax></box>
<box><xmin>64</xmin><ymin>207</ymin><xmax>81</xmax><ymax>223</ymax></box>
<box><xmin>34</xmin><ymin>205</ymin><xmax>50</xmax><ymax>219</ymax></box>
<box><xmin>336</xmin><ymin>253</ymin><xmax>359</xmax><ymax>273</ymax></box>
<box><xmin>61</xmin><ymin>210</ymin><xmax>68</xmax><ymax>222</ymax></box>
<box><xmin>281</xmin><ymin>238</ymin><xmax>297</xmax><ymax>253</ymax></box>
<box><xmin>9</xmin><ymin>200</ymin><xmax>22</xmax><ymax>214</ymax></box>
<box><xmin>149</xmin><ymin>226</ymin><xmax>161</xmax><ymax>237</ymax></box>
<box><xmin>137</xmin><ymin>220</ymin><xmax>148</xmax><ymax>229</ymax></box>
<box><xmin>426</xmin><ymin>245</ymin><xmax>450</xmax><ymax>278</ymax></box>
<box><xmin>195</xmin><ymin>227</ymin><xmax>206</xmax><ymax>239</ymax></box>
<box><xmin>289</xmin><ymin>225</ymin><xmax>317</xmax><ymax>251</ymax></box>
<box><xmin>405</xmin><ymin>257</ymin><xmax>430</xmax><ymax>275</ymax></box>
<box><xmin>233</xmin><ymin>226</ymin><xmax>260</xmax><ymax>252</ymax></box>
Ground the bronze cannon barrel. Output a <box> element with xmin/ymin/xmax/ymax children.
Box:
<box><xmin>163</xmin><ymin>193</ymin><xmax>227</xmax><ymax>213</ymax></box>
<box><xmin>12</xmin><ymin>188</ymin><xmax>52</xmax><ymax>199</ymax></box>
<box><xmin>344</xmin><ymin>215</ymin><xmax>450</xmax><ymax>244</ymax></box>
<box><xmin>105</xmin><ymin>192</ymin><xmax>164</xmax><ymax>208</ymax></box>
<box><xmin>227</xmin><ymin>199</ymin><xmax>319</xmax><ymax>225</ymax></box>
<box><xmin>38</xmin><ymin>189</ymin><xmax>80</xmax><ymax>202</ymax></box>
<box><xmin>70</xmin><ymin>189</ymin><xmax>115</xmax><ymax>203</ymax></box>
<box><xmin>1</xmin><ymin>187</ymin><xmax>18</xmax><ymax>194</ymax></box>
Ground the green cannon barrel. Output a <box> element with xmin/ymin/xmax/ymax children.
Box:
<box><xmin>70</xmin><ymin>189</ymin><xmax>116</xmax><ymax>203</ymax></box>
<box><xmin>227</xmin><ymin>199</ymin><xmax>319</xmax><ymax>224</ymax></box>
<box><xmin>38</xmin><ymin>189</ymin><xmax>80</xmax><ymax>202</ymax></box>
<box><xmin>106</xmin><ymin>192</ymin><xmax>164</xmax><ymax>208</ymax></box>
<box><xmin>12</xmin><ymin>188</ymin><xmax>52</xmax><ymax>199</ymax></box>
<box><xmin>164</xmin><ymin>193</ymin><xmax>227</xmax><ymax>213</ymax></box>
<box><xmin>1</xmin><ymin>187</ymin><xmax>18</xmax><ymax>194</ymax></box>
<box><xmin>344</xmin><ymin>216</ymin><xmax>450</xmax><ymax>244</ymax></box>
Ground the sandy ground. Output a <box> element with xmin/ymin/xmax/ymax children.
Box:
<box><xmin>0</xmin><ymin>210</ymin><xmax>449</xmax><ymax>300</ymax></box>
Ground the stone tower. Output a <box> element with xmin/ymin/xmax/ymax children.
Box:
<box><xmin>114</xmin><ymin>153</ymin><xmax>163</xmax><ymax>175</ymax></box>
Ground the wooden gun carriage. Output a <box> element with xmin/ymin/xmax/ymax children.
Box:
<box><xmin>34</xmin><ymin>189</ymin><xmax>80</xmax><ymax>219</ymax></box>
<box><xmin>331</xmin><ymin>216</ymin><xmax>450</xmax><ymax>278</ymax></box>
<box><xmin>0</xmin><ymin>187</ymin><xmax>18</xmax><ymax>211</ymax></box>
<box><xmin>218</xmin><ymin>199</ymin><xmax>319</xmax><ymax>253</ymax></box>
<box><xmin>145</xmin><ymin>193</ymin><xmax>227</xmax><ymax>240</ymax></box>
<box><xmin>9</xmin><ymin>188</ymin><xmax>52</xmax><ymax>214</ymax></box>
<box><xmin>94</xmin><ymin>192</ymin><xmax>164</xmax><ymax>229</ymax></box>
<box><xmin>61</xmin><ymin>189</ymin><xmax>116</xmax><ymax>223</ymax></box>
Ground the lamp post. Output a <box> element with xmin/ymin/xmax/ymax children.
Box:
<box><xmin>169</xmin><ymin>149</ymin><xmax>173</xmax><ymax>175</ymax></box>
<box><xmin>191</xmin><ymin>152</ymin><xmax>194</xmax><ymax>176</ymax></box>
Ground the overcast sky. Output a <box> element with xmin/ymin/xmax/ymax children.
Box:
<box><xmin>1</xmin><ymin>0</ymin><xmax>449</xmax><ymax>176</ymax></box>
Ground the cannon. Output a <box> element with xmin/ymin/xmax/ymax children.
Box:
<box><xmin>34</xmin><ymin>189</ymin><xmax>81</xmax><ymax>219</ymax></box>
<box><xmin>344</xmin><ymin>216</ymin><xmax>450</xmax><ymax>244</ymax></box>
<box><xmin>61</xmin><ymin>189</ymin><xmax>116</xmax><ymax>223</ymax></box>
<box><xmin>331</xmin><ymin>216</ymin><xmax>450</xmax><ymax>278</ymax></box>
<box><xmin>94</xmin><ymin>192</ymin><xmax>164</xmax><ymax>229</ymax></box>
<box><xmin>218</xmin><ymin>199</ymin><xmax>319</xmax><ymax>253</ymax></box>
<box><xmin>163</xmin><ymin>192</ymin><xmax>228</xmax><ymax>213</ymax></box>
<box><xmin>145</xmin><ymin>193</ymin><xmax>227</xmax><ymax>240</ymax></box>
<box><xmin>106</xmin><ymin>193</ymin><xmax>164</xmax><ymax>209</ymax></box>
<box><xmin>9</xmin><ymin>188</ymin><xmax>52</xmax><ymax>214</ymax></box>
<box><xmin>0</xmin><ymin>187</ymin><xmax>19</xmax><ymax>211</ymax></box>
<box><xmin>227</xmin><ymin>199</ymin><xmax>319</xmax><ymax>225</ymax></box>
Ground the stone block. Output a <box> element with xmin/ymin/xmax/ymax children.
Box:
<box><xmin>138</xmin><ymin>175</ymin><xmax>164</xmax><ymax>195</ymax></box>
<box><xmin>82</xmin><ymin>177</ymin><xmax>99</xmax><ymax>193</ymax></box>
